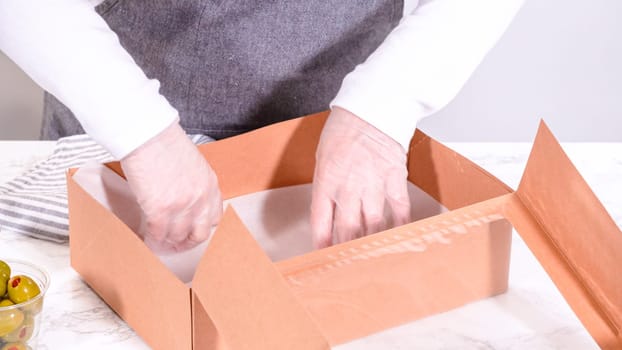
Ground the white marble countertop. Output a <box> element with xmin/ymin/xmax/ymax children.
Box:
<box><xmin>1</xmin><ymin>140</ymin><xmax>621</xmax><ymax>350</ymax></box>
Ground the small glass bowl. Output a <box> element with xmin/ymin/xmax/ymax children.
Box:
<box><xmin>0</xmin><ymin>260</ymin><xmax>50</xmax><ymax>350</ymax></box>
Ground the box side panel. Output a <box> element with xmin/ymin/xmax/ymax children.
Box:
<box><xmin>192</xmin><ymin>207</ymin><xmax>330</xmax><ymax>350</ymax></box>
<box><xmin>192</xmin><ymin>293</ymin><xmax>228</xmax><ymax>350</ymax></box>
<box><xmin>67</xmin><ymin>176</ymin><xmax>192</xmax><ymax>350</ymax></box>
<box><xmin>198</xmin><ymin>112</ymin><xmax>328</xmax><ymax>200</ymax></box>
<box><xmin>514</xmin><ymin>121</ymin><xmax>622</xmax><ymax>347</ymax></box>
<box><xmin>408</xmin><ymin>130</ymin><xmax>512</xmax><ymax>210</ymax></box>
<box><xmin>277</xmin><ymin>196</ymin><xmax>512</xmax><ymax>345</ymax></box>
<box><xmin>197</xmin><ymin>111</ymin><xmax>511</xmax><ymax>206</ymax></box>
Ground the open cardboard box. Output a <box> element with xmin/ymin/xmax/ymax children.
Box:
<box><xmin>67</xmin><ymin>111</ymin><xmax>622</xmax><ymax>349</ymax></box>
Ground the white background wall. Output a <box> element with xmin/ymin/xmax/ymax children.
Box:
<box><xmin>1</xmin><ymin>0</ymin><xmax>621</xmax><ymax>141</ymax></box>
<box><xmin>0</xmin><ymin>51</ymin><xmax>43</xmax><ymax>140</ymax></box>
<box><xmin>418</xmin><ymin>0</ymin><xmax>622</xmax><ymax>142</ymax></box>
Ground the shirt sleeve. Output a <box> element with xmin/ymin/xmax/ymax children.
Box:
<box><xmin>330</xmin><ymin>0</ymin><xmax>525</xmax><ymax>151</ymax></box>
<box><xmin>0</xmin><ymin>0</ymin><xmax>178</xmax><ymax>159</ymax></box>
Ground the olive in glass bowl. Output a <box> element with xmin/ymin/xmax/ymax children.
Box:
<box><xmin>0</xmin><ymin>260</ymin><xmax>49</xmax><ymax>350</ymax></box>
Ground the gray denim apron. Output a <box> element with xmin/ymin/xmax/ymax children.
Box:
<box><xmin>41</xmin><ymin>0</ymin><xmax>404</xmax><ymax>140</ymax></box>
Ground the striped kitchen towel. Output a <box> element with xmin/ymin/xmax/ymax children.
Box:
<box><xmin>0</xmin><ymin>134</ymin><xmax>213</xmax><ymax>243</ymax></box>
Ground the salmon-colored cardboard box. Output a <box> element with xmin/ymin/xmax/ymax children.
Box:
<box><xmin>67</xmin><ymin>111</ymin><xmax>622</xmax><ymax>349</ymax></box>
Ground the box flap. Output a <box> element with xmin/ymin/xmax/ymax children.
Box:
<box><xmin>67</xmin><ymin>173</ymin><xmax>192</xmax><ymax>350</ymax></box>
<box><xmin>191</xmin><ymin>206</ymin><xmax>330</xmax><ymax>350</ymax></box>
<box><xmin>508</xmin><ymin>121</ymin><xmax>622</xmax><ymax>349</ymax></box>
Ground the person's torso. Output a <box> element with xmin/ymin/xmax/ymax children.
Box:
<box><xmin>43</xmin><ymin>0</ymin><xmax>404</xmax><ymax>139</ymax></box>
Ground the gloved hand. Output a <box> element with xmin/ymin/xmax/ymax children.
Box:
<box><xmin>310</xmin><ymin>107</ymin><xmax>411</xmax><ymax>248</ymax></box>
<box><xmin>120</xmin><ymin>121</ymin><xmax>223</xmax><ymax>253</ymax></box>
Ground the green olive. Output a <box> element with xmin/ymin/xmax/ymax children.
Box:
<box><xmin>1</xmin><ymin>315</ymin><xmax>33</xmax><ymax>343</ymax></box>
<box><xmin>6</xmin><ymin>277</ymin><xmax>39</xmax><ymax>305</ymax></box>
<box><xmin>0</xmin><ymin>308</ymin><xmax>23</xmax><ymax>337</ymax></box>
<box><xmin>0</xmin><ymin>343</ymin><xmax>28</xmax><ymax>350</ymax></box>
<box><xmin>0</xmin><ymin>261</ymin><xmax>10</xmax><ymax>283</ymax></box>
<box><xmin>0</xmin><ymin>300</ymin><xmax>13</xmax><ymax>308</ymax></box>
<box><xmin>0</xmin><ymin>283</ymin><xmax>5</xmax><ymax>300</ymax></box>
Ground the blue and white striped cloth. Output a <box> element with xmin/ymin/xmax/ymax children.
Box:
<box><xmin>0</xmin><ymin>134</ymin><xmax>212</xmax><ymax>243</ymax></box>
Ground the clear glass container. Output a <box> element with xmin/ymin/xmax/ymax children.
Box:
<box><xmin>0</xmin><ymin>260</ymin><xmax>50</xmax><ymax>350</ymax></box>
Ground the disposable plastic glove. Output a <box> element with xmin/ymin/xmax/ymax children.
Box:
<box><xmin>311</xmin><ymin>107</ymin><xmax>412</xmax><ymax>248</ymax></box>
<box><xmin>120</xmin><ymin>121</ymin><xmax>223</xmax><ymax>253</ymax></box>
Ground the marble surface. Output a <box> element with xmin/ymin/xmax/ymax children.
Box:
<box><xmin>0</xmin><ymin>140</ymin><xmax>621</xmax><ymax>349</ymax></box>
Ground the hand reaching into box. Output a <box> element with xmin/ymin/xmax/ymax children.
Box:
<box><xmin>120</xmin><ymin>121</ymin><xmax>223</xmax><ymax>253</ymax></box>
<box><xmin>310</xmin><ymin>107</ymin><xmax>412</xmax><ymax>248</ymax></box>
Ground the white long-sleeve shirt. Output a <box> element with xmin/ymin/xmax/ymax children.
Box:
<box><xmin>0</xmin><ymin>0</ymin><xmax>523</xmax><ymax>159</ymax></box>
